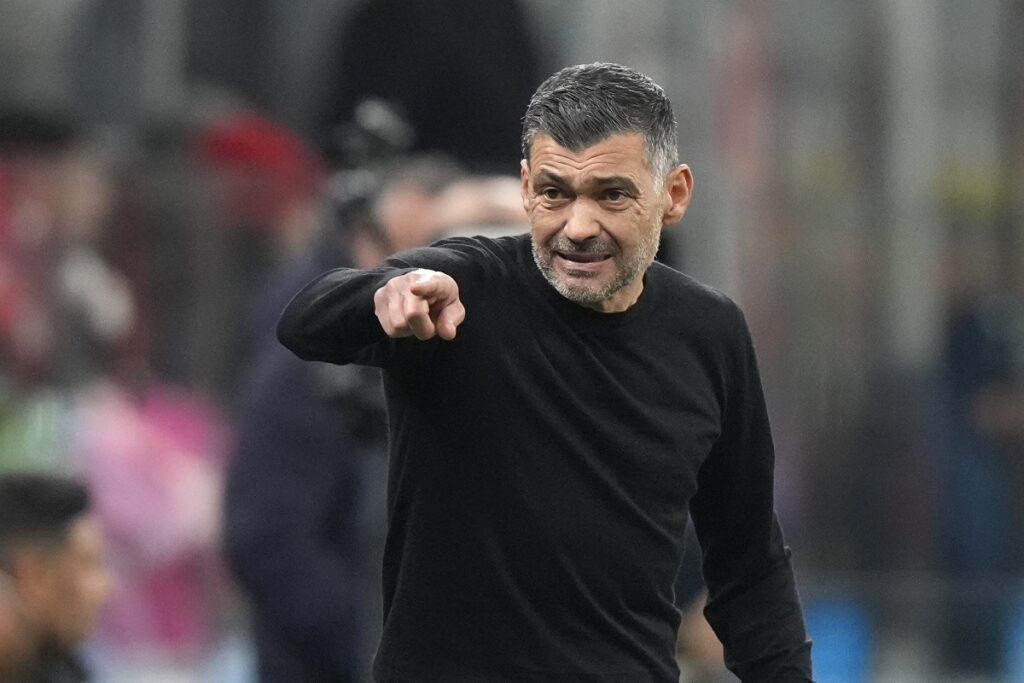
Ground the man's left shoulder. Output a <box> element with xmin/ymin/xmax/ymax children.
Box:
<box><xmin>427</xmin><ymin>232</ymin><xmax>526</xmax><ymax>263</ymax></box>
<box><xmin>390</xmin><ymin>233</ymin><xmax>527</xmax><ymax>289</ymax></box>
<box><xmin>649</xmin><ymin>261</ymin><xmax>744</xmax><ymax>328</ymax></box>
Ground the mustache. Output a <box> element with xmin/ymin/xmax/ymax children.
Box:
<box><xmin>547</xmin><ymin>238</ymin><xmax>617</xmax><ymax>255</ymax></box>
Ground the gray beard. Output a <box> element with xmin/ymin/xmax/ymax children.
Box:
<box><xmin>530</xmin><ymin>230</ymin><xmax>660</xmax><ymax>306</ymax></box>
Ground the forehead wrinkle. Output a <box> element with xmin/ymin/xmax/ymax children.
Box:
<box><xmin>528</xmin><ymin>134</ymin><xmax>652</xmax><ymax>193</ymax></box>
<box><xmin>533</xmin><ymin>165</ymin><xmax>645</xmax><ymax>197</ymax></box>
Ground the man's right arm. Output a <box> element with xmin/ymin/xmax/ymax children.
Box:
<box><xmin>277</xmin><ymin>266</ymin><xmax>464</xmax><ymax>367</ymax></box>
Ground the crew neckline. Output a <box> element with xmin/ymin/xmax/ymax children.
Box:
<box><xmin>515</xmin><ymin>234</ymin><xmax>658</xmax><ymax>329</ymax></box>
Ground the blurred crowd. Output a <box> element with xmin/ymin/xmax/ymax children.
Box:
<box><xmin>0</xmin><ymin>1</ymin><xmax>538</xmax><ymax>678</ymax></box>
<box><xmin>2</xmin><ymin>0</ymin><xmax>1024</xmax><ymax>681</ymax></box>
<box><xmin>0</xmin><ymin>96</ymin><xmax>532</xmax><ymax>683</ymax></box>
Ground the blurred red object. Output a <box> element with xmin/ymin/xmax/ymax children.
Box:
<box><xmin>192</xmin><ymin>112</ymin><xmax>324</xmax><ymax>229</ymax></box>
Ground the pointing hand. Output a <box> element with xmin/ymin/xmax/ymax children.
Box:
<box><xmin>373</xmin><ymin>269</ymin><xmax>466</xmax><ymax>341</ymax></box>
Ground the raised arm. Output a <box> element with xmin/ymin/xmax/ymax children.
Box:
<box><xmin>277</xmin><ymin>237</ymin><xmax>499</xmax><ymax>367</ymax></box>
<box><xmin>688</xmin><ymin>304</ymin><xmax>813</xmax><ymax>682</ymax></box>
<box><xmin>276</xmin><ymin>265</ymin><xmax>464</xmax><ymax>367</ymax></box>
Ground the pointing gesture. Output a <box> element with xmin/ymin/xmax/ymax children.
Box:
<box><xmin>373</xmin><ymin>269</ymin><xmax>466</xmax><ymax>341</ymax></box>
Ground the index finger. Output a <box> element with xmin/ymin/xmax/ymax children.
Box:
<box><xmin>407</xmin><ymin>270</ymin><xmax>453</xmax><ymax>300</ymax></box>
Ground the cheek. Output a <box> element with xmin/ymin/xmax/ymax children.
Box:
<box><xmin>631</xmin><ymin>207</ymin><xmax>663</xmax><ymax>240</ymax></box>
<box><xmin>604</xmin><ymin>210</ymin><xmax>649</xmax><ymax>247</ymax></box>
<box><xmin>80</xmin><ymin>564</ymin><xmax>112</xmax><ymax>613</ymax></box>
<box><xmin>58</xmin><ymin>566</ymin><xmax>110</xmax><ymax>637</ymax></box>
<box><xmin>528</xmin><ymin>208</ymin><xmax>563</xmax><ymax>242</ymax></box>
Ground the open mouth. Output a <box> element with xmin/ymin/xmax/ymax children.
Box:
<box><xmin>555</xmin><ymin>250</ymin><xmax>610</xmax><ymax>264</ymax></box>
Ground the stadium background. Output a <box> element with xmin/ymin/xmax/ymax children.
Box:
<box><xmin>2</xmin><ymin>0</ymin><xmax>1024</xmax><ymax>681</ymax></box>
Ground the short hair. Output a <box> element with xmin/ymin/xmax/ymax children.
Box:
<box><xmin>0</xmin><ymin>473</ymin><xmax>91</xmax><ymax>570</ymax></box>
<box><xmin>521</xmin><ymin>63</ymin><xmax>679</xmax><ymax>178</ymax></box>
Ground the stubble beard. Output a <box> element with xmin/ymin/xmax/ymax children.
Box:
<box><xmin>531</xmin><ymin>226</ymin><xmax>661</xmax><ymax>306</ymax></box>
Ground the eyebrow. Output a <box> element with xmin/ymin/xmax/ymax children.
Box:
<box><xmin>533</xmin><ymin>169</ymin><xmax>641</xmax><ymax>195</ymax></box>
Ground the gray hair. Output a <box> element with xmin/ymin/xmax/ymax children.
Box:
<box><xmin>521</xmin><ymin>63</ymin><xmax>679</xmax><ymax>178</ymax></box>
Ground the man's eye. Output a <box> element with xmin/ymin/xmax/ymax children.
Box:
<box><xmin>603</xmin><ymin>189</ymin><xmax>627</xmax><ymax>202</ymax></box>
<box><xmin>541</xmin><ymin>187</ymin><xmax>564</xmax><ymax>200</ymax></box>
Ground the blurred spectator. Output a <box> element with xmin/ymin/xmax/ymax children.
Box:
<box><xmin>70</xmin><ymin>381</ymin><xmax>228</xmax><ymax>672</ymax></box>
<box><xmin>319</xmin><ymin>0</ymin><xmax>539</xmax><ymax>171</ymax></box>
<box><xmin>185</xmin><ymin>110</ymin><xmax>326</xmax><ymax>400</ymax></box>
<box><xmin>0</xmin><ymin>109</ymin><xmax>135</xmax><ymax>392</ymax></box>
<box><xmin>220</xmin><ymin>118</ymin><xmax>368</xmax><ymax>683</ymax></box>
<box><xmin>0</xmin><ymin>471</ymin><xmax>113</xmax><ymax>682</ymax></box>
<box><xmin>0</xmin><ymin>105</ymin><xmax>236</xmax><ymax>679</ymax></box>
<box><xmin>934</xmin><ymin>241</ymin><xmax>1024</xmax><ymax>677</ymax></box>
<box><xmin>0</xmin><ymin>108</ymin><xmax>79</xmax><ymax>393</ymax></box>
<box><xmin>51</xmin><ymin>142</ymin><xmax>135</xmax><ymax>390</ymax></box>
<box><xmin>0</xmin><ymin>108</ymin><xmax>138</xmax><ymax>474</ymax></box>
<box><xmin>223</xmin><ymin>143</ymin><xmax>524</xmax><ymax>681</ymax></box>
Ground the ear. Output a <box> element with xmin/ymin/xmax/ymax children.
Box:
<box><xmin>519</xmin><ymin>159</ymin><xmax>531</xmax><ymax>213</ymax></box>
<box><xmin>661</xmin><ymin>164</ymin><xmax>694</xmax><ymax>226</ymax></box>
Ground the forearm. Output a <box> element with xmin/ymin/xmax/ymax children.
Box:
<box><xmin>691</xmin><ymin>303</ymin><xmax>813</xmax><ymax>681</ymax></box>
<box><xmin>701</xmin><ymin>526</ymin><xmax>812</xmax><ymax>681</ymax></box>
<box><xmin>277</xmin><ymin>266</ymin><xmax>414</xmax><ymax>365</ymax></box>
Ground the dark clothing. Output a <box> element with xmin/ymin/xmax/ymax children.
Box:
<box><xmin>934</xmin><ymin>297</ymin><xmax>1024</xmax><ymax>674</ymax></box>
<box><xmin>224</xmin><ymin>258</ymin><xmax>385</xmax><ymax>682</ymax></box>
<box><xmin>277</xmin><ymin>234</ymin><xmax>812</xmax><ymax>682</ymax></box>
<box><xmin>18</xmin><ymin>648</ymin><xmax>88</xmax><ymax>683</ymax></box>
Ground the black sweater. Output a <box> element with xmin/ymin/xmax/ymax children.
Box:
<box><xmin>277</xmin><ymin>234</ymin><xmax>812</xmax><ymax>682</ymax></box>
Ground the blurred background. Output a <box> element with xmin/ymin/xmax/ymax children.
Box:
<box><xmin>1</xmin><ymin>0</ymin><xmax>1023</xmax><ymax>681</ymax></box>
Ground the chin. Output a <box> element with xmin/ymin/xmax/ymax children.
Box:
<box><xmin>549</xmin><ymin>275</ymin><xmax>618</xmax><ymax>304</ymax></box>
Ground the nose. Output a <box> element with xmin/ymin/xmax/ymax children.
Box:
<box><xmin>562</xmin><ymin>198</ymin><xmax>601</xmax><ymax>242</ymax></box>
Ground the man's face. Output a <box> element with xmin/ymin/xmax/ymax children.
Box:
<box><xmin>521</xmin><ymin>132</ymin><xmax>691</xmax><ymax>312</ymax></box>
<box><xmin>29</xmin><ymin>515</ymin><xmax>112</xmax><ymax>650</ymax></box>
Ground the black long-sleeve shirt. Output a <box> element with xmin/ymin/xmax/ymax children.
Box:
<box><xmin>277</xmin><ymin>234</ymin><xmax>812</xmax><ymax>682</ymax></box>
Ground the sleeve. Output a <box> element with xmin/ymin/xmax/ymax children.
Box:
<box><xmin>276</xmin><ymin>264</ymin><xmax>414</xmax><ymax>367</ymax></box>
<box><xmin>687</xmin><ymin>303</ymin><xmax>814</xmax><ymax>682</ymax></box>
<box><xmin>276</xmin><ymin>237</ymin><xmax>496</xmax><ymax>368</ymax></box>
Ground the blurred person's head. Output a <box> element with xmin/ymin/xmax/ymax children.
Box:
<box><xmin>0</xmin><ymin>107</ymin><xmax>82</xmax><ymax>246</ymax></box>
<box><xmin>371</xmin><ymin>154</ymin><xmax>467</xmax><ymax>253</ymax></box>
<box><xmin>360</xmin><ymin>155</ymin><xmax>526</xmax><ymax>255</ymax></box>
<box><xmin>431</xmin><ymin>176</ymin><xmax>526</xmax><ymax>236</ymax></box>
<box><xmin>55</xmin><ymin>141</ymin><xmax>118</xmax><ymax>247</ymax></box>
<box><xmin>0</xmin><ymin>473</ymin><xmax>112</xmax><ymax>657</ymax></box>
<box><xmin>0</xmin><ymin>108</ymin><xmax>84</xmax><ymax>386</ymax></box>
<box><xmin>336</xmin><ymin>154</ymin><xmax>463</xmax><ymax>268</ymax></box>
<box><xmin>194</xmin><ymin>111</ymin><xmax>325</xmax><ymax>252</ymax></box>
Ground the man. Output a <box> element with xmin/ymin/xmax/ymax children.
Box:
<box><xmin>0</xmin><ymin>472</ymin><xmax>112</xmax><ymax>682</ymax></box>
<box><xmin>278</xmin><ymin>63</ymin><xmax>813</xmax><ymax>682</ymax></box>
